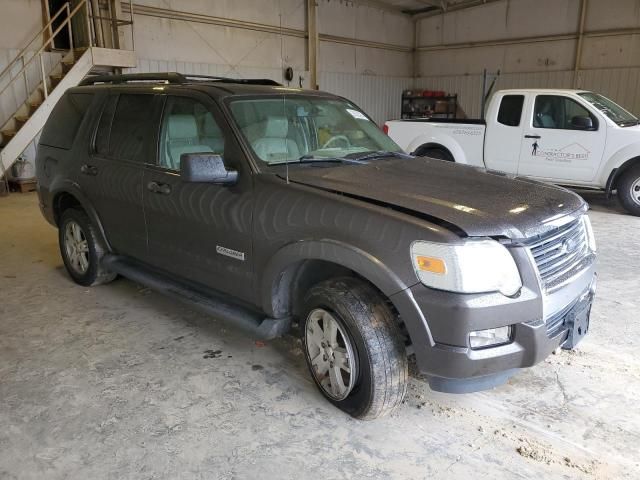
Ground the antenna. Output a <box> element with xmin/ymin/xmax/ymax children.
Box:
<box><xmin>279</xmin><ymin>8</ymin><xmax>289</xmax><ymax>184</ymax></box>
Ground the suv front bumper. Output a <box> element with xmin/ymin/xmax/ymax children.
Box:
<box><xmin>389</xmin><ymin>247</ymin><xmax>596</xmax><ymax>394</ymax></box>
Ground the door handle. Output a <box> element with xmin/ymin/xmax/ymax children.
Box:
<box><xmin>524</xmin><ymin>134</ymin><xmax>541</xmax><ymax>139</ymax></box>
<box><xmin>147</xmin><ymin>181</ymin><xmax>171</xmax><ymax>195</ymax></box>
<box><xmin>80</xmin><ymin>164</ymin><xmax>98</xmax><ymax>176</ymax></box>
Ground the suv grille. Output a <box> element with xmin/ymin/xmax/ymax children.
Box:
<box><xmin>528</xmin><ymin>218</ymin><xmax>593</xmax><ymax>292</ymax></box>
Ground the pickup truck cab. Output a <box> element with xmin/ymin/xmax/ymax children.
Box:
<box><xmin>386</xmin><ymin>89</ymin><xmax>640</xmax><ymax>215</ymax></box>
<box><xmin>36</xmin><ymin>75</ymin><xmax>596</xmax><ymax>419</ymax></box>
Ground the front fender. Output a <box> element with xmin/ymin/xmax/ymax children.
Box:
<box><xmin>260</xmin><ymin>239</ymin><xmax>413</xmax><ymax>318</ymax></box>
<box><xmin>597</xmin><ymin>142</ymin><xmax>640</xmax><ymax>186</ymax></box>
<box><xmin>49</xmin><ymin>179</ymin><xmax>112</xmax><ymax>251</ymax></box>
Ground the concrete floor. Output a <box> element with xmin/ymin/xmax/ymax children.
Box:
<box><xmin>0</xmin><ymin>191</ymin><xmax>638</xmax><ymax>480</ymax></box>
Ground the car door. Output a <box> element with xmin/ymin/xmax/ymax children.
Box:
<box><xmin>83</xmin><ymin>91</ymin><xmax>159</xmax><ymax>260</ymax></box>
<box><xmin>142</xmin><ymin>91</ymin><xmax>255</xmax><ymax>302</ymax></box>
<box><xmin>483</xmin><ymin>93</ymin><xmax>525</xmax><ymax>174</ymax></box>
<box><xmin>517</xmin><ymin>94</ymin><xmax>606</xmax><ymax>183</ymax></box>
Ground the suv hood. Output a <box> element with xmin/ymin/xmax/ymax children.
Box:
<box><xmin>284</xmin><ymin>157</ymin><xmax>585</xmax><ymax>239</ymax></box>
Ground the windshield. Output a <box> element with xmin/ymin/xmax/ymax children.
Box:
<box><xmin>578</xmin><ymin>92</ymin><xmax>638</xmax><ymax>126</ymax></box>
<box><xmin>228</xmin><ymin>96</ymin><xmax>403</xmax><ymax>165</ymax></box>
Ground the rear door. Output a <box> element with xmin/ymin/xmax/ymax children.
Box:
<box><xmin>84</xmin><ymin>91</ymin><xmax>159</xmax><ymax>260</ymax></box>
<box><xmin>484</xmin><ymin>93</ymin><xmax>525</xmax><ymax>173</ymax></box>
<box><xmin>517</xmin><ymin>94</ymin><xmax>606</xmax><ymax>182</ymax></box>
<box><xmin>142</xmin><ymin>91</ymin><xmax>255</xmax><ymax>302</ymax></box>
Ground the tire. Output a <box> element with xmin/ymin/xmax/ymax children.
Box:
<box><xmin>302</xmin><ymin>277</ymin><xmax>407</xmax><ymax>420</ymax></box>
<box><xmin>418</xmin><ymin>147</ymin><xmax>454</xmax><ymax>162</ymax></box>
<box><xmin>617</xmin><ymin>165</ymin><xmax>640</xmax><ymax>216</ymax></box>
<box><xmin>59</xmin><ymin>208</ymin><xmax>116</xmax><ymax>286</ymax></box>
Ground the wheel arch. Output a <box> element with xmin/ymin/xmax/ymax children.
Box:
<box><xmin>260</xmin><ymin>240</ymin><xmax>412</xmax><ymax>321</ymax></box>
<box><xmin>412</xmin><ymin>142</ymin><xmax>455</xmax><ymax>161</ymax></box>
<box><xmin>406</xmin><ymin>134</ymin><xmax>467</xmax><ymax>163</ymax></box>
<box><xmin>50</xmin><ymin>182</ymin><xmax>111</xmax><ymax>251</ymax></box>
<box><xmin>605</xmin><ymin>155</ymin><xmax>640</xmax><ymax>196</ymax></box>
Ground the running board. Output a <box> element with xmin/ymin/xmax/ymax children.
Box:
<box><xmin>102</xmin><ymin>255</ymin><xmax>290</xmax><ymax>340</ymax></box>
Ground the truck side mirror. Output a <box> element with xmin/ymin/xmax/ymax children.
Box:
<box><xmin>180</xmin><ymin>153</ymin><xmax>238</xmax><ymax>185</ymax></box>
<box><xmin>571</xmin><ymin>116</ymin><xmax>595</xmax><ymax>130</ymax></box>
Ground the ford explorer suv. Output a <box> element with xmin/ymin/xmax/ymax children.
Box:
<box><xmin>386</xmin><ymin>89</ymin><xmax>640</xmax><ymax>216</ymax></box>
<box><xmin>35</xmin><ymin>73</ymin><xmax>597</xmax><ymax>419</ymax></box>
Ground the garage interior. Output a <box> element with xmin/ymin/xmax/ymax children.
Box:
<box><xmin>1</xmin><ymin>0</ymin><xmax>639</xmax><ymax>478</ymax></box>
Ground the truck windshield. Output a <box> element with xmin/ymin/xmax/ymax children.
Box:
<box><xmin>229</xmin><ymin>95</ymin><xmax>403</xmax><ymax>165</ymax></box>
<box><xmin>578</xmin><ymin>92</ymin><xmax>639</xmax><ymax>127</ymax></box>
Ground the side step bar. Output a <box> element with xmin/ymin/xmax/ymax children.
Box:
<box><xmin>102</xmin><ymin>254</ymin><xmax>290</xmax><ymax>340</ymax></box>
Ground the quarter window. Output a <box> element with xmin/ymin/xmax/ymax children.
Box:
<box><xmin>159</xmin><ymin>96</ymin><xmax>225</xmax><ymax>171</ymax></box>
<box><xmin>40</xmin><ymin>93</ymin><xmax>94</xmax><ymax>149</ymax></box>
<box><xmin>533</xmin><ymin>95</ymin><xmax>597</xmax><ymax>130</ymax></box>
<box><xmin>497</xmin><ymin>95</ymin><xmax>524</xmax><ymax>127</ymax></box>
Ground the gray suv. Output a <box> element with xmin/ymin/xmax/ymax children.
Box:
<box><xmin>36</xmin><ymin>73</ymin><xmax>597</xmax><ymax>419</ymax></box>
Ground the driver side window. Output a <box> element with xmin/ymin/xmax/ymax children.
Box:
<box><xmin>533</xmin><ymin>95</ymin><xmax>597</xmax><ymax>130</ymax></box>
<box><xmin>159</xmin><ymin>96</ymin><xmax>225</xmax><ymax>171</ymax></box>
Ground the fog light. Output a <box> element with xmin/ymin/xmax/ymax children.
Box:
<box><xmin>469</xmin><ymin>326</ymin><xmax>512</xmax><ymax>349</ymax></box>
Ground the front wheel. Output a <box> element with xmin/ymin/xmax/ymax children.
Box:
<box><xmin>617</xmin><ymin>165</ymin><xmax>640</xmax><ymax>216</ymax></box>
<box><xmin>302</xmin><ymin>277</ymin><xmax>407</xmax><ymax>420</ymax></box>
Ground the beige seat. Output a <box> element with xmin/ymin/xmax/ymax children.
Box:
<box><xmin>252</xmin><ymin>116</ymin><xmax>300</xmax><ymax>162</ymax></box>
<box><xmin>165</xmin><ymin>114</ymin><xmax>213</xmax><ymax>170</ymax></box>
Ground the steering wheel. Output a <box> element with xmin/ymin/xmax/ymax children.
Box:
<box><xmin>322</xmin><ymin>135</ymin><xmax>351</xmax><ymax>149</ymax></box>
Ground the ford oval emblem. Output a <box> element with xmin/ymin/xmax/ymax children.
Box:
<box><xmin>562</xmin><ymin>237</ymin><xmax>579</xmax><ymax>254</ymax></box>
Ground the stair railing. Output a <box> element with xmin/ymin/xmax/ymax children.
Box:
<box><xmin>0</xmin><ymin>1</ymin><xmax>91</xmax><ymax>104</ymax></box>
<box><xmin>0</xmin><ymin>0</ymin><xmax>135</xmax><ymax>112</ymax></box>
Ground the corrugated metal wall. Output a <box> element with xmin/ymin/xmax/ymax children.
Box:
<box><xmin>416</xmin><ymin>68</ymin><xmax>640</xmax><ymax>119</ymax></box>
<box><xmin>131</xmin><ymin>58</ymin><xmax>412</xmax><ymax>125</ymax></box>
<box><xmin>319</xmin><ymin>72</ymin><xmax>413</xmax><ymax>125</ymax></box>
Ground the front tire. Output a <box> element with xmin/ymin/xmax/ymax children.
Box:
<box><xmin>59</xmin><ymin>208</ymin><xmax>116</xmax><ymax>286</ymax></box>
<box><xmin>618</xmin><ymin>165</ymin><xmax>640</xmax><ymax>216</ymax></box>
<box><xmin>302</xmin><ymin>277</ymin><xmax>407</xmax><ymax>420</ymax></box>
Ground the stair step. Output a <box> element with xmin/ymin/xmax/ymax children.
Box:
<box><xmin>1</xmin><ymin>130</ymin><xmax>17</xmax><ymax>147</ymax></box>
<box><xmin>15</xmin><ymin>115</ymin><xmax>29</xmax><ymax>125</ymax></box>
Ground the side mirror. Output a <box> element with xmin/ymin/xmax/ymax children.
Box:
<box><xmin>180</xmin><ymin>153</ymin><xmax>238</xmax><ymax>185</ymax></box>
<box><xmin>571</xmin><ymin>116</ymin><xmax>594</xmax><ymax>130</ymax></box>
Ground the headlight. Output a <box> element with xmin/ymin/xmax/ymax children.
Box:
<box><xmin>582</xmin><ymin>215</ymin><xmax>596</xmax><ymax>252</ymax></box>
<box><xmin>410</xmin><ymin>239</ymin><xmax>522</xmax><ymax>296</ymax></box>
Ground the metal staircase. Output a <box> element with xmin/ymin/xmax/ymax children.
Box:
<box><xmin>0</xmin><ymin>0</ymin><xmax>136</xmax><ymax>178</ymax></box>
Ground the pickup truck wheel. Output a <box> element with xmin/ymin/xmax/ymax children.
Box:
<box><xmin>302</xmin><ymin>277</ymin><xmax>407</xmax><ymax>420</ymax></box>
<box><xmin>418</xmin><ymin>147</ymin><xmax>454</xmax><ymax>162</ymax></box>
<box><xmin>617</xmin><ymin>165</ymin><xmax>640</xmax><ymax>216</ymax></box>
<box><xmin>59</xmin><ymin>208</ymin><xmax>117</xmax><ymax>286</ymax></box>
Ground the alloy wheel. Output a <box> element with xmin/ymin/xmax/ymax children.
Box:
<box><xmin>305</xmin><ymin>308</ymin><xmax>357</xmax><ymax>401</ymax></box>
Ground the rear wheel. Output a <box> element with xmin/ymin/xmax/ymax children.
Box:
<box><xmin>617</xmin><ymin>164</ymin><xmax>640</xmax><ymax>216</ymax></box>
<box><xmin>418</xmin><ymin>147</ymin><xmax>454</xmax><ymax>162</ymax></box>
<box><xmin>59</xmin><ymin>208</ymin><xmax>116</xmax><ymax>286</ymax></box>
<box><xmin>302</xmin><ymin>277</ymin><xmax>407</xmax><ymax>420</ymax></box>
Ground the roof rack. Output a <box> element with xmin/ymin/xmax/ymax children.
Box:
<box><xmin>79</xmin><ymin>72</ymin><xmax>282</xmax><ymax>87</ymax></box>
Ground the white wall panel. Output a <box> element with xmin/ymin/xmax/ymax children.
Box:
<box><xmin>319</xmin><ymin>71</ymin><xmax>412</xmax><ymax>125</ymax></box>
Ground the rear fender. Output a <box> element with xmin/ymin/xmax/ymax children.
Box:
<box><xmin>50</xmin><ymin>179</ymin><xmax>112</xmax><ymax>251</ymax></box>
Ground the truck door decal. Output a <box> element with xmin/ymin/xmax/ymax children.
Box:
<box><xmin>531</xmin><ymin>142</ymin><xmax>590</xmax><ymax>164</ymax></box>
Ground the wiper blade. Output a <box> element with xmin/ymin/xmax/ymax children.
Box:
<box><xmin>346</xmin><ymin>150</ymin><xmax>412</xmax><ymax>161</ymax></box>
<box><xmin>270</xmin><ymin>156</ymin><xmax>366</xmax><ymax>166</ymax></box>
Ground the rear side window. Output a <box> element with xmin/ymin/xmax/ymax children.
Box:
<box><xmin>40</xmin><ymin>93</ymin><xmax>94</xmax><ymax>149</ymax></box>
<box><xmin>94</xmin><ymin>93</ymin><xmax>155</xmax><ymax>162</ymax></box>
<box><xmin>497</xmin><ymin>95</ymin><xmax>524</xmax><ymax>127</ymax></box>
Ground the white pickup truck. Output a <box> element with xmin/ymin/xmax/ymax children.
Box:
<box><xmin>385</xmin><ymin>89</ymin><xmax>640</xmax><ymax>215</ymax></box>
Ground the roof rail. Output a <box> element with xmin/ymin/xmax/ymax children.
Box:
<box><xmin>79</xmin><ymin>72</ymin><xmax>187</xmax><ymax>86</ymax></box>
<box><xmin>79</xmin><ymin>72</ymin><xmax>282</xmax><ymax>87</ymax></box>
